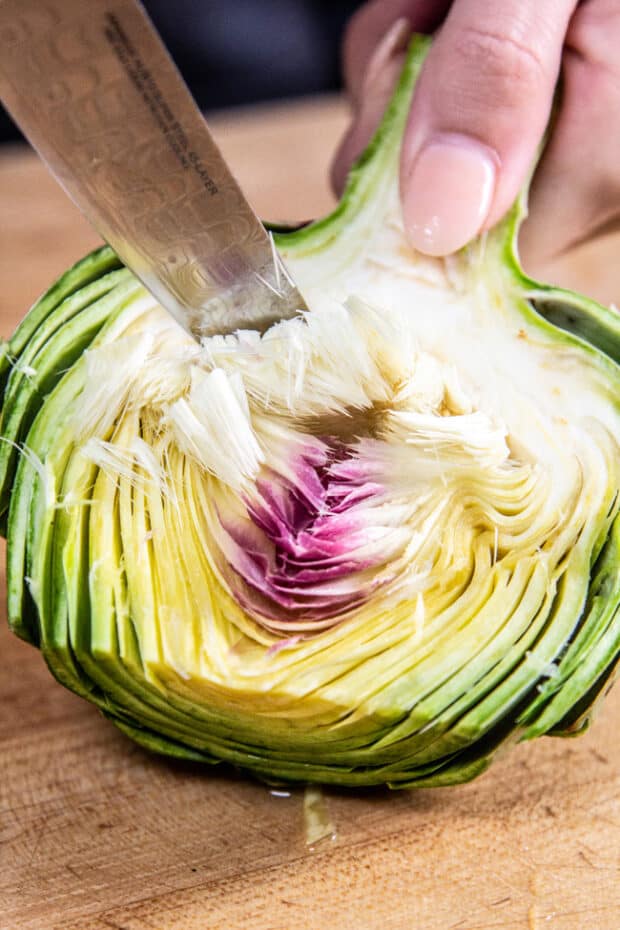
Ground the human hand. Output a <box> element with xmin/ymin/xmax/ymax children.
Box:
<box><xmin>332</xmin><ymin>1</ymin><xmax>620</xmax><ymax>266</ymax></box>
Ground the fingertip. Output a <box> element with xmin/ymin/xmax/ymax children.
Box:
<box><xmin>402</xmin><ymin>134</ymin><xmax>497</xmax><ymax>255</ymax></box>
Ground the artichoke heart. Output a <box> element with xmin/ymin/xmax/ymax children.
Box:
<box><xmin>2</xmin><ymin>37</ymin><xmax>619</xmax><ymax>787</ymax></box>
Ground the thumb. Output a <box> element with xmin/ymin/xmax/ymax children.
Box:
<box><xmin>400</xmin><ymin>0</ymin><xmax>577</xmax><ymax>256</ymax></box>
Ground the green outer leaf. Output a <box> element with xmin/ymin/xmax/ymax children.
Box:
<box><xmin>518</xmin><ymin>515</ymin><xmax>620</xmax><ymax>738</ymax></box>
<box><xmin>524</xmin><ymin>286</ymin><xmax>620</xmax><ymax>366</ymax></box>
<box><xmin>0</xmin><ymin>247</ymin><xmax>121</xmax><ymax>391</ymax></box>
<box><xmin>495</xmin><ymin>181</ymin><xmax>620</xmax><ymax>365</ymax></box>
<box><xmin>0</xmin><ymin>269</ymin><xmax>132</xmax><ymax>530</ymax></box>
<box><xmin>5</xmin><ymin>275</ymin><xmax>139</xmax><ymax>643</ymax></box>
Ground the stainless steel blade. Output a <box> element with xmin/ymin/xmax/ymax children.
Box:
<box><xmin>0</xmin><ymin>0</ymin><xmax>307</xmax><ymax>338</ymax></box>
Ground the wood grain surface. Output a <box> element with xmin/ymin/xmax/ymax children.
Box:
<box><xmin>0</xmin><ymin>97</ymin><xmax>619</xmax><ymax>930</ymax></box>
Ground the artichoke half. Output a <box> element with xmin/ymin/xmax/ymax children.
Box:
<box><xmin>2</xmin><ymin>38</ymin><xmax>619</xmax><ymax>788</ymax></box>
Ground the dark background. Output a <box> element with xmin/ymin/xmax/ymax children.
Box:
<box><xmin>0</xmin><ymin>0</ymin><xmax>363</xmax><ymax>144</ymax></box>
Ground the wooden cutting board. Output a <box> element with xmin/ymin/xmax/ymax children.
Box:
<box><xmin>0</xmin><ymin>98</ymin><xmax>619</xmax><ymax>930</ymax></box>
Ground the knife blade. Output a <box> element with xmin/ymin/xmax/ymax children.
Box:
<box><xmin>0</xmin><ymin>0</ymin><xmax>307</xmax><ymax>338</ymax></box>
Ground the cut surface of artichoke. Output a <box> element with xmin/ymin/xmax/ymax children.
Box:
<box><xmin>2</xmin><ymin>38</ymin><xmax>619</xmax><ymax>787</ymax></box>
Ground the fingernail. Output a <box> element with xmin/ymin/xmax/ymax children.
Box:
<box><xmin>403</xmin><ymin>134</ymin><xmax>497</xmax><ymax>256</ymax></box>
<box><xmin>362</xmin><ymin>17</ymin><xmax>411</xmax><ymax>97</ymax></box>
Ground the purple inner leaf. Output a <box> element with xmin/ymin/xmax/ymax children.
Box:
<box><xmin>220</xmin><ymin>442</ymin><xmax>388</xmax><ymax>623</ymax></box>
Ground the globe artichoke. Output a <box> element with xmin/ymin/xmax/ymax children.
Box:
<box><xmin>2</xmin><ymin>37</ymin><xmax>619</xmax><ymax>788</ymax></box>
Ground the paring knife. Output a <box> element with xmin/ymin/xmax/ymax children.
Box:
<box><xmin>0</xmin><ymin>0</ymin><xmax>307</xmax><ymax>338</ymax></box>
